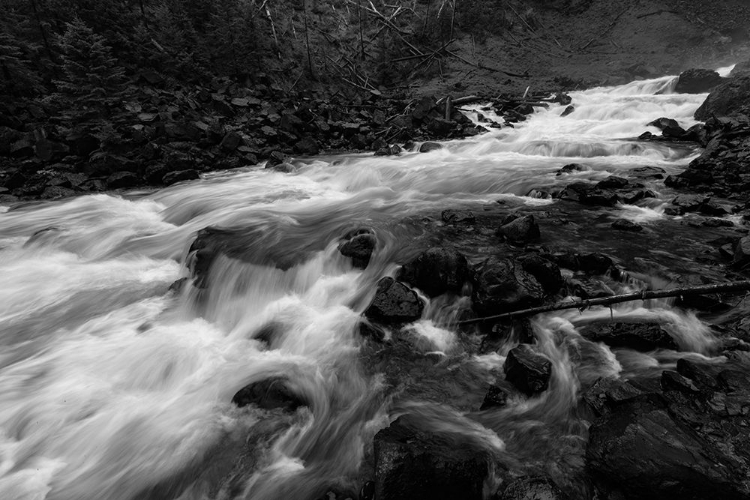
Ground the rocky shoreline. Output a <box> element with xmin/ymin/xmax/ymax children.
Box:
<box><xmin>0</xmin><ymin>71</ymin><xmax>574</xmax><ymax>204</ymax></box>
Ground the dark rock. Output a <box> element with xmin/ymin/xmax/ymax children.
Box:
<box><xmin>168</xmin><ymin>277</ymin><xmax>189</xmax><ymax>294</ymax></box>
<box><xmin>338</xmin><ymin>229</ymin><xmax>377</xmax><ymax>269</ymax></box>
<box><xmin>364</xmin><ymin>277</ymin><xmax>424</xmax><ymax>324</ymax></box>
<box><xmin>471</xmin><ymin>257</ymin><xmax>545</xmax><ymax>316</ymax></box>
<box><xmin>647</xmin><ymin>117</ymin><xmax>680</xmax><ymax>130</ymax></box>
<box><xmin>553</xmin><ymin>93</ymin><xmax>572</xmax><ymax>105</ymax></box>
<box><xmin>35</xmin><ymin>138</ymin><xmax>69</xmax><ymax>162</ymax></box>
<box><xmin>3</xmin><ymin>171</ymin><xmax>27</xmax><ymax>190</ymax></box>
<box><xmin>40</xmin><ymin>186</ymin><xmax>76</xmax><ymax>199</ymax></box>
<box><xmin>695</xmin><ymin>74</ymin><xmax>750</xmax><ymax>120</ymax></box>
<box><xmin>596</xmin><ymin>176</ymin><xmax>629</xmax><ymax>189</ymax></box>
<box><xmin>560</xmin><ymin>105</ymin><xmax>575</xmax><ymax>117</ymax></box>
<box><xmin>163</xmin><ymin>169</ymin><xmax>200</xmax><ymax>186</ymax></box>
<box><xmin>441</xmin><ymin>209</ymin><xmax>476</xmax><ymax>225</ymax></box>
<box><xmin>517</xmin><ymin>254</ymin><xmax>563</xmax><ymax>295</ymax></box>
<box><xmin>480</xmin><ymin>384</ymin><xmax>509</xmax><ymax>410</ymax></box>
<box><xmin>144</xmin><ymin>163</ymin><xmax>171</xmax><ymax>184</ymax></box>
<box><xmin>373</xmin><ymin>416</ymin><xmax>491</xmax><ymax>500</ymax></box>
<box><xmin>359</xmin><ymin>321</ymin><xmax>385</xmax><ymax>342</ymax></box>
<box><xmin>672</xmin><ymin>194</ymin><xmax>707</xmax><ymax>213</ymax></box>
<box><xmin>559</xmin><ymin>183</ymin><xmax>618</xmax><ymax>206</ymax></box>
<box><xmin>294</xmin><ymin>137</ymin><xmax>319</xmax><ymax>155</ymax></box>
<box><xmin>498</xmin><ymin>214</ymin><xmax>541</xmax><ymax>244</ymax></box>
<box><xmin>504</xmin><ymin>344</ymin><xmax>552</xmax><ymax>395</ymax></box>
<box><xmin>426</xmin><ymin>117</ymin><xmax>455</xmax><ymax>135</ymax></box>
<box><xmin>629</xmin><ymin>165</ymin><xmax>666</xmax><ymax>180</ymax></box>
<box><xmin>232</xmin><ymin>377</ymin><xmax>306</xmax><ymax>411</ymax></box>
<box><xmin>556</xmin><ymin>163</ymin><xmax>587</xmax><ymax>176</ymax></box>
<box><xmin>661</xmin><ymin>370</ymin><xmax>701</xmax><ymax>395</ymax></box>
<box><xmin>586</xmin><ymin>394</ymin><xmax>748</xmax><ymax>500</ymax></box>
<box><xmin>581</xmin><ymin>322</ymin><xmax>678</xmax><ymax>351</ymax></box>
<box><xmin>700</xmin><ymin>200</ymin><xmax>730</xmax><ymax>216</ymax></box>
<box><xmin>10</xmin><ymin>138</ymin><xmax>34</xmax><ymax>158</ymax></box>
<box><xmin>675</xmin><ymin>68</ymin><xmax>724</xmax><ymax>94</ymax></box>
<box><xmin>411</xmin><ymin>96</ymin><xmax>437</xmax><ymax>120</ymax></box>
<box><xmin>662</xmin><ymin>125</ymin><xmax>688</xmax><ymax>139</ymax></box>
<box><xmin>498</xmin><ymin>476</ymin><xmax>567</xmax><ymax>500</ymax></box>
<box><xmin>611</xmin><ymin>219</ymin><xmax>643</xmax><ymax>232</ymax></box>
<box><xmin>220</xmin><ymin>131</ymin><xmax>243</xmax><ymax>151</ymax></box>
<box><xmin>577</xmin><ymin>253</ymin><xmax>615</xmax><ymax>275</ymax></box>
<box><xmin>398</xmin><ymin>247</ymin><xmax>470</xmax><ymax>297</ymax></box>
<box><xmin>419</xmin><ymin>142</ymin><xmax>442</xmax><ymax>153</ymax></box>
<box><xmin>733</xmin><ymin>236</ymin><xmax>750</xmax><ymax>267</ymax></box>
<box><xmin>106</xmin><ymin>171</ymin><xmax>140</xmax><ymax>189</ymax></box>
<box><xmin>374</xmin><ymin>144</ymin><xmax>402</xmax><ymax>156</ymax></box>
<box><xmin>360</xmin><ymin>481</ymin><xmax>375</xmax><ymax>500</ymax></box>
<box><xmin>676</xmin><ymin>358</ymin><xmax>720</xmax><ymax>392</ymax></box>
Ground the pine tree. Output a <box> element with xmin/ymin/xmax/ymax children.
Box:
<box><xmin>55</xmin><ymin>17</ymin><xmax>125</xmax><ymax>106</ymax></box>
<box><xmin>0</xmin><ymin>21</ymin><xmax>42</xmax><ymax>96</ymax></box>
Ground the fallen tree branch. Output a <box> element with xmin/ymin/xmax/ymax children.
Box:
<box><xmin>444</xmin><ymin>49</ymin><xmax>529</xmax><ymax>78</ymax></box>
<box><xmin>457</xmin><ymin>281</ymin><xmax>750</xmax><ymax>325</ymax></box>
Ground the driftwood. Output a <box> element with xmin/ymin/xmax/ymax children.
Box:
<box><xmin>458</xmin><ymin>280</ymin><xmax>750</xmax><ymax>325</ymax></box>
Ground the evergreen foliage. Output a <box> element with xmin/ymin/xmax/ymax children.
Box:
<box><xmin>55</xmin><ymin>17</ymin><xmax>125</xmax><ymax>104</ymax></box>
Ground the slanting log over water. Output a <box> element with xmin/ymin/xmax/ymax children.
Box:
<box><xmin>459</xmin><ymin>281</ymin><xmax>750</xmax><ymax>325</ymax></box>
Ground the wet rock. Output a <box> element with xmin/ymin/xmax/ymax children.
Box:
<box><xmin>560</xmin><ymin>183</ymin><xmax>618</xmax><ymax>207</ymax></box>
<box><xmin>359</xmin><ymin>321</ymin><xmax>385</xmax><ymax>342</ymax></box>
<box><xmin>168</xmin><ymin>277</ymin><xmax>189</xmax><ymax>294</ymax></box>
<box><xmin>504</xmin><ymin>344</ymin><xmax>552</xmax><ymax>395</ymax></box>
<box><xmin>596</xmin><ymin>176</ymin><xmax>629</xmax><ymax>189</ymax></box>
<box><xmin>373</xmin><ymin>416</ymin><xmax>491</xmax><ymax>500</ymax></box>
<box><xmin>560</xmin><ymin>105</ymin><xmax>575</xmax><ymax>117</ymax></box>
<box><xmin>553</xmin><ymin>92</ymin><xmax>572</xmax><ymax>105</ymax></box>
<box><xmin>611</xmin><ymin>219</ymin><xmax>643</xmax><ymax>232</ymax></box>
<box><xmin>480</xmin><ymin>384</ymin><xmax>510</xmax><ymax>410</ymax></box>
<box><xmin>676</xmin><ymin>358</ymin><xmax>720</xmax><ymax>392</ymax></box>
<box><xmin>419</xmin><ymin>142</ymin><xmax>442</xmax><ymax>153</ymax></box>
<box><xmin>3</xmin><ymin>171</ymin><xmax>27</xmax><ymax>190</ymax></box>
<box><xmin>35</xmin><ymin>138</ymin><xmax>69</xmax><ymax>162</ymax></box>
<box><xmin>580</xmin><ymin>322</ymin><xmax>678</xmax><ymax>351</ymax></box>
<box><xmin>471</xmin><ymin>257</ymin><xmax>545</xmax><ymax>316</ymax></box>
<box><xmin>359</xmin><ymin>481</ymin><xmax>375</xmax><ymax>500</ymax></box>
<box><xmin>586</xmin><ymin>394</ymin><xmax>748</xmax><ymax>500</ymax></box>
<box><xmin>671</xmin><ymin>194</ymin><xmax>707</xmax><ymax>214</ymax></box>
<box><xmin>498</xmin><ymin>214</ymin><xmax>541</xmax><ymax>244</ymax></box>
<box><xmin>338</xmin><ymin>229</ymin><xmax>376</xmax><ymax>269</ymax></box>
<box><xmin>556</xmin><ymin>163</ymin><xmax>586</xmax><ymax>176</ymax></box>
<box><xmin>695</xmin><ymin>73</ymin><xmax>750</xmax><ymax>120</ymax></box>
<box><xmin>629</xmin><ymin>165</ymin><xmax>666</xmax><ymax>180</ymax></box>
<box><xmin>40</xmin><ymin>186</ymin><xmax>76</xmax><ymax>199</ymax></box>
<box><xmin>661</xmin><ymin>370</ymin><xmax>701</xmax><ymax>395</ymax></box>
<box><xmin>398</xmin><ymin>247</ymin><xmax>470</xmax><ymax>297</ymax></box>
<box><xmin>517</xmin><ymin>254</ymin><xmax>563</xmax><ymax>295</ymax></box>
<box><xmin>364</xmin><ymin>277</ymin><xmax>424</xmax><ymax>324</ymax></box>
<box><xmin>106</xmin><ymin>171</ymin><xmax>140</xmax><ymax>189</ymax></box>
<box><xmin>497</xmin><ymin>476</ymin><xmax>567</xmax><ymax>500</ymax></box>
<box><xmin>374</xmin><ymin>145</ymin><xmax>402</xmax><ymax>156</ymax></box>
<box><xmin>441</xmin><ymin>209</ymin><xmax>476</xmax><ymax>225</ymax></box>
<box><xmin>675</xmin><ymin>68</ymin><xmax>724</xmax><ymax>94</ymax></box>
<box><xmin>232</xmin><ymin>377</ymin><xmax>306</xmax><ymax>411</ymax></box>
<box><xmin>647</xmin><ymin>117</ymin><xmax>680</xmax><ymax>130</ymax></box>
<box><xmin>577</xmin><ymin>253</ymin><xmax>616</xmax><ymax>275</ymax></box>
<box><xmin>163</xmin><ymin>169</ymin><xmax>200</xmax><ymax>186</ymax></box>
<box><xmin>700</xmin><ymin>200</ymin><xmax>730</xmax><ymax>216</ymax></box>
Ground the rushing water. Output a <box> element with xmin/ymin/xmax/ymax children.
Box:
<box><xmin>0</xmin><ymin>67</ymin><xmax>737</xmax><ymax>500</ymax></box>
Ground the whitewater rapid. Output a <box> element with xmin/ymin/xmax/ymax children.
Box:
<box><xmin>0</xmin><ymin>68</ymin><xmax>732</xmax><ymax>499</ymax></box>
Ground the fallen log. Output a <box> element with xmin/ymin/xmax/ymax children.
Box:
<box><xmin>457</xmin><ymin>280</ymin><xmax>750</xmax><ymax>325</ymax></box>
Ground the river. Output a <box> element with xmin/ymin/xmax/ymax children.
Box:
<box><xmin>0</xmin><ymin>66</ymin><xmax>736</xmax><ymax>500</ymax></box>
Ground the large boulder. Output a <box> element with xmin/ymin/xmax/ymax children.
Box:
<box><xmin>695</xmin><ymin>74</ymin><xmax>750</xmax><ymax>120</ymax></box>
<box><xmin>364</xmin><ymin>277</ymin><xmax>424</xmax><ymax>324</ymax></box>
<box><xmin>498</xmin><ymin>215</ymin><xmax>541</xmax><ymax>244</ymax></box>
<box><xmin>516</xmin><ymin>254</ymin><xmax>563</xmax><ymax>295</ymax></box>
<box><xmin>338</xmin><ymin>229</ymin><xmax>377</xmax><ymax>269</ymax></box>
<box><xmin>675</xmin><ymin>68</ymin><xmax>724</xmax><ymax>94</ymax></box>
<box><xmin>373</xmin><ymin>416</ymin><xmax>491</xmax><ymax>500</ymax></box>
<box><xmin>586</xmin><ymin>394</ymin><xmax>749</xmax><ymax>500</ymax></box>
<box><xmin>580</xmin><ymin>322</ymin><xmax>678</xmax><ymax>351</ymax></box>
<box><xmin>503</xmin><ymin>344</ymin><xmax>552</xmax><ymax>395</ymax></box>
<box><xmin>398</xmin><ymin>247</ymin><xmax>470</xmax><ymax>297</ymax></box>
<box><xmin>471</xmin><ymin>257</ymin><xmax>545</xmax><ymax>316</ymax></box>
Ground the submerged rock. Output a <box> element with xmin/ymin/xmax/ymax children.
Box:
<box><xmin>441</xmin><ymin>209</ymin><xmax>476</xmax><ymax>225</ymax></box>
<box><xmin>398</xmin><ymin>247</ymin><xmax>470</xmax><ymax>297</ymax></box>
<box><xmin>232</xmin><ymin>377</ymin><xmax>306</xmax><ymax>411</ymax></box>
<box><xmin>364</xmin><ymin>277</ymin><xmax>424</xmax><ymax>324</ymax></box>
<box><xmin>611</xmin><ymin>218</ymin><xmax>643</xmax><ymax>232</ymax></box>
<box><xmin>504</xmin><ymin>344</ymin><xmax>552</xmax><ymax>395</ymax></box>
<box><xmin>581</xmin><ymin>322</ymin><xmax>678</xmax><ymax>351</ymax></box>
<box><xmin>556</xmin><ymin>163</ymin><xmax>587</xmax><ymax>176</ymax></box>
<box><xmin>373</xmin><ymin>416</ymin><xmax>491</xmax><ymax>500</ymax></box>
<box><xmin>480</xmin><ymin>384</ymin><xmax>510</xmax><ymax>410</ymax></box>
